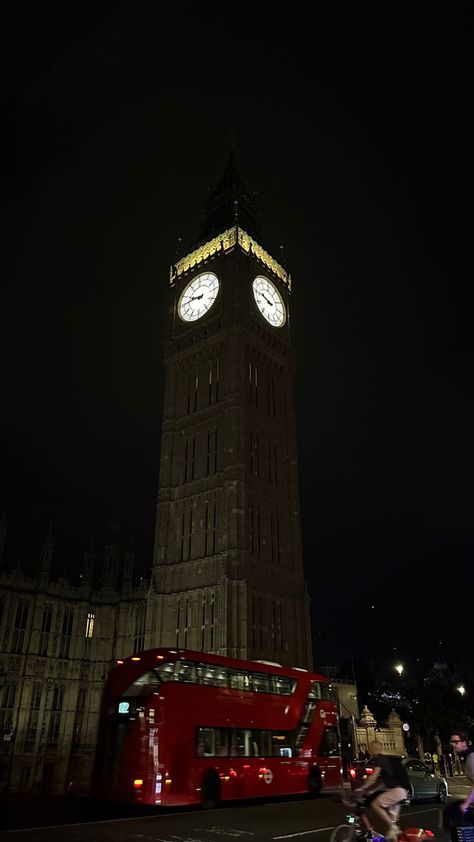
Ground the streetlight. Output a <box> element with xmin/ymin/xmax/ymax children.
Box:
<box><xmin>457</xmin><ymin>685</ymin><xmax>466</xmax><ymax>696</ymax></box>
<box><xmin>395</xmin><ymin>664</ymin><xmax>404</xmax><ymax>676</ymax></box>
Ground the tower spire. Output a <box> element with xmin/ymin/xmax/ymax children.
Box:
<box><xmin>199</xmin><ymin>152</ymin><xmax>261</xmax><ymax>243</ymax></box>
<box><xmin>39</xmin><ymin>523</ymin><xmax>54</xmax><ymax>587</ymax></box>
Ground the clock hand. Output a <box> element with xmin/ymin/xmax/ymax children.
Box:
<box><xmin>262</xmin><ymin>293</ymin><xmax>274</xmax><ymax>307</ymax></box>
<box><xmin>190</xmin><ymin>293</ymin><xmax>204</xmax><ymax>301</ymax></box>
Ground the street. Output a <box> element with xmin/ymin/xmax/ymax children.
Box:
<box><xmin>1</xmin><ymin>779</ymin><xmax>470</xmax><ymax>842</ymax></box>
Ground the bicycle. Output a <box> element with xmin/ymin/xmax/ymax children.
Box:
<box><xmin>330</xmin><ymin>793</ymin><xmax>435</xmax><ymax>842</ymax></box>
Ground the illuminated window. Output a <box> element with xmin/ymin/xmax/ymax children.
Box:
<box><xmin>85</xmin><ymin>612</ymin><xmax>95</xmax><ymax>639</ymax></box>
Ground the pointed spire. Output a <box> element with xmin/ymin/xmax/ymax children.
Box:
<box><xmin>39</xmin><ymin>523</ymin><xmax>54</xmax><ymax>586</ymax></box>
<box><xmin>123</xmin><ymin>539</ymin><xmax>135</xmax><ymax>584</ymax></box>
<box><xmin>199</xmin><ymin>151</ymin><xmax>261</xmax><ymax>243</ymax></box>
<box><xmin>102</xmin><ymin>514</ymin><xmax>120</xmax><ymax>589</ymax></box>
<box><xmin>82</xmin><ymin>534</ymin><xmax>96</xmax><ymax>583</ymax></box>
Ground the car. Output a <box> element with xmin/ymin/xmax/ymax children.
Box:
<box><xmin>349</xmin><ymin>756</ymin><xmax>448</xmax><ymax>804</ymax></box>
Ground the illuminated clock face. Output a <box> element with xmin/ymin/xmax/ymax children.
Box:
<box><xmin>252</xmin><ymin>276</ymin><xmax>286</xmax><ymax>327</ymax></box>
<box><xmin>178</xmin><ymin>272</ymin><xmax>219</xmax><ymax>322</ymax></box>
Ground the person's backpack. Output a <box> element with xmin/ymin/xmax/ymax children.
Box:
<box><xmin>388</xmin><ymin>756</ymin><xmax>410</xmax><ymax>790</ymax></box>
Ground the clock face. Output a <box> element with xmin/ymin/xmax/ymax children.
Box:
<box><xmin>252</xmin><ymin>276</ymin><xmax>286</xmax><ymax>327</ymax></box>
<box><xmin>178</xmin><ymin>272</ymin><xmax>219</xmax><ymax>322</ymax></box>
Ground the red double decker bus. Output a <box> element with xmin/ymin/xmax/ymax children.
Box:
<box><xmin>93</xmin><ymin>648</ymin><xmax>342</xmax><ymax>807</ymax></box>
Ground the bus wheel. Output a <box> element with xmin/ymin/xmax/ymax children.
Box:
<box><xmin>308</xmin><ymin>767</ymin><xmax>322</xmax><ymax>798</ymax></box>
<box><xmin>201</xmin><ymin>770</ymin><xmax>221</xmax><ymax>809</ymax></box>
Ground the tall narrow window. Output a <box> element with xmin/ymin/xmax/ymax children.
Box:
<box><xmin>0</xmin><ymin>683</ymin><xmax>16</xmax><ymax>741</ymax></box>
<box><xmin>259</xmin><ymin>596</ymin><xmax>264</xmax><ymax>648</ymax></box>
<box><xmin>26</xmin><ymin>685</ymin><xmax>42</xmax><ymax>749</ymax></box>
<box><xmin>176</xmin><ymin>600</ymin><xmax>181</xmax><ymax>648</ymax></box>
<box><xmin>204</xmin><ymin>502</ymin><xmax>209</xmax><ymax>555</ymax></box>
<box><xmin>85</xmin><ymin>611</ymin><xmax>95</xmax><ymax>639</ymax></box>
<box><xmin>201</xmin><ymin>594</ymin><xmax>206</xmax><ymax>650</ymax></box>
<box><xmin>272</xmin><ymin>375</ymin><xmax>276</xmax><ymax>417</ymax></box>
<box><xmin>188</xmin><ymin>508</ymin><xmax>193</xmax><ymax>559</ymax></box>
<box><xmin>268</xmin><ymin>439</ymin><xmax>273</xmax><ymax>484</ymax></box>
<box><xmin>252</xmin><ymin>594</ymin><xmax>256</xmax><ymax>648</ymax></box>
<box><xmin>183</xmin><ymin>599</ymin><xmax>189</xmax><ymax>649</ymax></box>
<box><xmin>255</xmin><ymin>432</ymin><xmax>259</xmax><ymax>475</ymax></box>
<box><xmin>194</xmin><ymin>367</ymin><xmax>198</xmax><ymax>412</ymax></box>
<box><xmin>59</xmin><ymin>608</ymin><xmax>74</xmax><ymax>658</ymax></box>
<box><xmin>215</xmin><ymin>357</ymin><xmax>219</xmax><ymax>403</ymax></box>
<box><xmin>249</xmin><ymin>431</ymin><xmax>253</xmax><ymax>473</ymax></box>
<box><xmin>249</xmin><ymin>362</ymin><xmax>252</xmax><ymax>403</ymax></box>
<box><xmin>270</xmin><ymin>512</ymin><xmax>275</xmax><ymax>562</ymax></box>
<box><xmin>39</xmin><ymin>606</ymin><xmax>53</xmax><ymax>656</ymax></box>
<box><xmin>214</xmin><ymin>429</ymin><xmax>218</xmax><ymax>473</ymax></box>
<box><xmin>186</xmin><ymin>371</ymin><xmax>191</xmax><ymax>415</ymax></box>
<box><xmin>206</xmin><ymin>432</ymin><xmax>211</xmax><ymax>476</ymax></box>
<box><xmin>180</xmin><ymin>510</ymin><xmax>186</xmax><ymax>561</ymax></box>
<box><xmin>212</xmin><ymin>502</ymin><xmax>217</xmax><ymax>554</ymax></box>
<box><xmin>254</xmin><ymin>366</ymin><xmax>258</xmax><ymax>409</ymax></box>
<box><xmin>274</xmin><ymin>443</ymin><xmax>278</xmax><ymax>486</ymax></box>
<box><xmin>257</xmin><ymin>505</ymin><xmax>261</xmax><ymax>556</ymax></box>
<box><xmin>184</xmin><ymin>438</ymin><xmax>189</xmax><ymax>483</ymax></box>
<box><xmin>134</xmin><ymin>605</ymin><xmax>146</xmax><ymax>652</ymax></box>
<box><xmin>47</xmin><ymin>687</ymin><xmax>64</xmax><ymax>747</ymax></box>
<box><xmin>72</xmin><ymin>688</ymin><xmax>86</xmax><ymax>752</ymax></box>
<box><xmin>276</xmin><ymin>514</ymin><xmax>281</xmax><ymax>564</ymax></box>
<box><xmin>191</xmin><ymin>436</ymin><xmax>196</xmax><ymax>480</ymax></box>
<box><xmin>208</xmin><ymin>360</ymin><xmax>212</xmax><ymax>406</ymax></box>
<box><xmin>12</xmin><ymin>599</ymin><xmax>29</xmax><ymax>654</ymax></box>
<box><xmin>266</xmin><ymin>372</ymin><xmax>271</xmax><ymax>414</ymax></box>
<box><xmin>250</xmin><ymin>504</ymin><xmax>254</xmax><ymax>555</ymax></box>
<box><xmin>210</xmin><ymin>593</ymin><xmax>215</xmax><ymax>650</ymax></box>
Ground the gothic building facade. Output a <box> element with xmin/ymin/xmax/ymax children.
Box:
<box><xmin>0</xmin><ymin>158</ymin><xmax>313</xmax><ymax>796</ymax></box>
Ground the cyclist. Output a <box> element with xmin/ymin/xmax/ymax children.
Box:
<box><xmin>443</xmin><ymin>730</ymin><xmax>474</xmax><ymax>836</ymax></box>
<box><xmin>355</xmin><ymin>740</ymin><xmax>409</xmax><ymax>840</ymax></box>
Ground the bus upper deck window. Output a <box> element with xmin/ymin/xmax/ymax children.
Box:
<box><xmin>197</xmin><ymin>663</ymin><xmax>228</xmax><ymax>686</ymax></box>
<box><xmin>155</xmin><ymin>662</ymin><xmax>174</xmax><ymax>681</ymax></box>
<box><xmin>174</xmin><ymin>661</ymin><xmax>196</xmax><ymax>682</ymax></box>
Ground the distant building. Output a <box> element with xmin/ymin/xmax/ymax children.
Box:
<box><xmin>0</xmin><ymin>157</ymin><xmax>312</xmax><ymax>795</ymax></box>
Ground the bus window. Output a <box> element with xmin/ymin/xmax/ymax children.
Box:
<box><xmin>174</xmin><ymin>661</ymin><xmax>196</xmax><ymax>682</ymax></box>
<box><xmin>228</xmin><ymin>670</ymin><xmax>250</xmax><ymax>691</ymax></box>
<box><xmin>271</xmin><ymin>675</ymin><xmax>294</xmax><ymax>695</ymax></box>
<box><xmin>196</xmin><ymin>663</ymin><xmax>228</xmax><ymax>687</ymax></box>
<box><xmin>155</xmin><ymin>662</ymin><xmax>175</xmax><ymax>681</ymax></box>
<box><xmin>309</xmin><ymin>681</ymin><xmax>322</xmax><ymax>699</ymax></box>
<box><xmin>271</xmin><ymin>732</ymin><xmax>293</xmax><ymax>757</ymax></box>
<box><xmin>251</xmin><ymin>729</ymin><xmax>272</xmax><ymax>756</ymax></box>
<box><xmin>318</xmin><ymin>726</ymin><xmax>340</xmax><ymax>756</ymax></box>
<box><xmin>230</xmin><ymin>728</ymin><xmax>252</xmax><ymax>756</ymax></box>
<box><xmin>196</xmin><ymin>727</ymin><xmax>229</xmax><ymax>757</ymax></box>
<box><xmin>251</xmin><ymin>673</ymin><xmax>271</xmax><ymax>693</ymax></box>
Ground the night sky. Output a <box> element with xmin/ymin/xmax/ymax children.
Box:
<box><xmin>1</xmin><ymin>3</ymin><xmax>472</xmax><ymax>671</ymax></box>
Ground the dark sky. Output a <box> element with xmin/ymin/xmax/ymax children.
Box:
<box><xmin>1</xmin><ymin>2</ymin><xmax>472</xmax><ymax>670</ymax></box>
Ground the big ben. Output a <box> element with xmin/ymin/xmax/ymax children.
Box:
<box><xmin>150</xmin><ymin>155</ymin><xmax>313</xmax><ymax>669</ymax></box>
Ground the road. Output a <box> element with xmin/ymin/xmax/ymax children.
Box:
<box><xmin>1</xmin><ymin>779</ymin><xmax>470</xmax><ymax>842</ymax></box>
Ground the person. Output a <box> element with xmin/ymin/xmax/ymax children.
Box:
<box><xmin>356</xmin><ymin>740</ymin><xmax>409</xmax><ymax>841</ymax></box>
<box><xmin>442</xmin><ymin>731</ymin><xmax>474</xmax><ymax>837</ymax></box>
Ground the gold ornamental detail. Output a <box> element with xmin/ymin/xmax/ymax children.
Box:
<box><xmin>170</xmin><ymin>226</ymin><xmax>291</xmax><ymax>290</ymax></box>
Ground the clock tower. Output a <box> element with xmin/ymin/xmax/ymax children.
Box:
<box><xmin>150</xmin><ymin>155</ymin><xmax>313</xmax><ymax>668</ymax></box>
